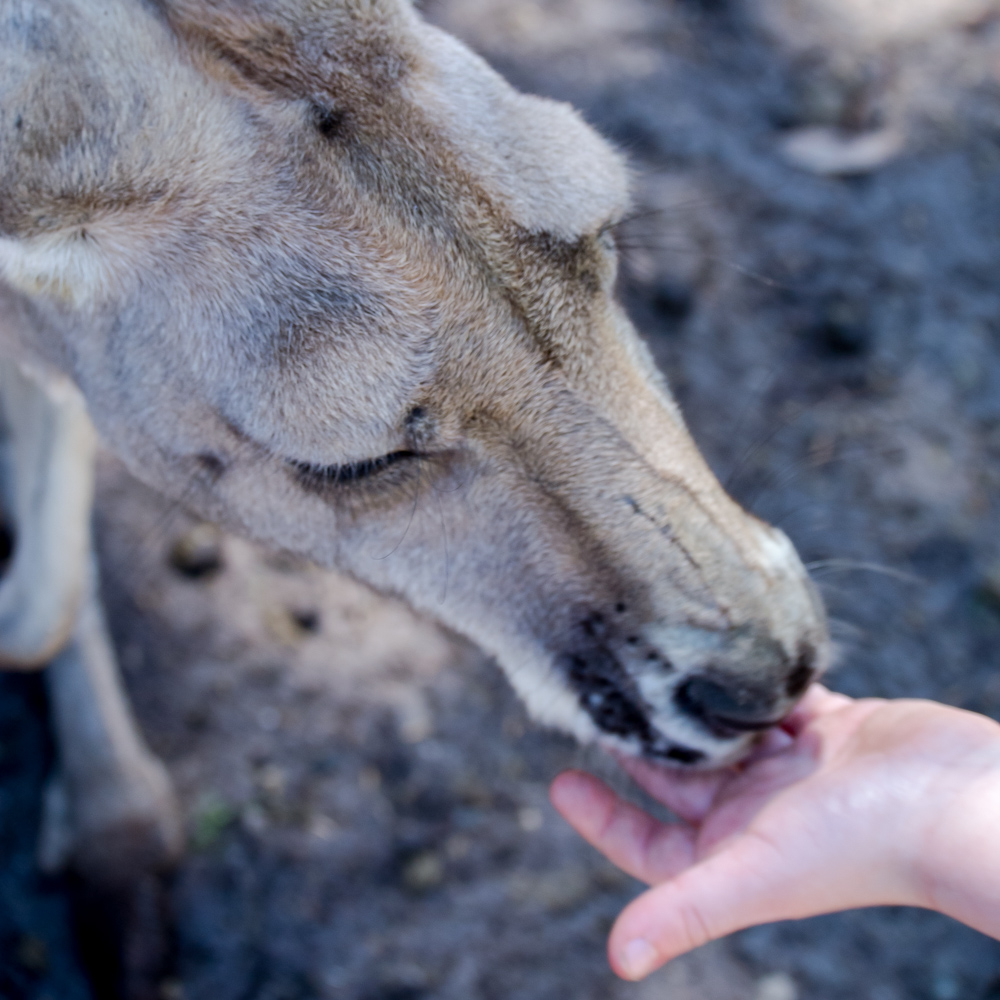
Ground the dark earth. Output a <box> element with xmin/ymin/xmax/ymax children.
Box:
<box><xmin>6</xmin><ymin>0</ymin><xmax>1000</xmax><ymax>996</ymax></box>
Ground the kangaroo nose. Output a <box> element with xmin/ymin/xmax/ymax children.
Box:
<box><xmin>674</xmin><ymin>675</ymin><xmax>784</xmax><ymax>735</ymax></box>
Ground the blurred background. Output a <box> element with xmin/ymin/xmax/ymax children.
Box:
<box><xmin>6</xmin><ymin>0</ymin><xmax>1000</xmax><ymax>996</ymax></box>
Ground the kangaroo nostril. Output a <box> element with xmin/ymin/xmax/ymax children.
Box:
<box><xmin>786</xmin><ymin>642</ymin><xmax>817</xmax><ymax>698</ymax></box>
<box><xmin>675</xmin><ymin>676</ymin><xmax>779</xmax><ymax>735</ymax></box>
<box><xmin>785</xmin><ymin>662</ymin><xmax>813</xmax><ymax>698</ymax></box>
<box><xmin>676</xmin><ymin>676</ymin><xmax>739</xmax><ymax>720</ymax></box>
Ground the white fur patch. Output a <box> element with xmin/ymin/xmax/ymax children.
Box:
<box><xmin>492</xmin><ymin>641</ymin><xmax>599</xmax><ymax>744</ymax></box>
<box><xmin>0</xmin><ymin>231</ymin><xmax>117</xmax><ymax>308</ymax></box>
<box><xmin>754</xmin><ymin>523</ymin><xmax>802</xmax><ymax>575</ymax></box>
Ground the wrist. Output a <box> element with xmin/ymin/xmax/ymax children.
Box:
<box><xmin>909</xmin><ymin>717</ymin><xmax>1000</xmax><ymax>934</ymax></box>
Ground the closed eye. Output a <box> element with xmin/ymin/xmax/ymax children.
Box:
<box><xmin>291</xmin><ymin>450</ymin><xmax>419</xmax><ymax>486</ymax></box>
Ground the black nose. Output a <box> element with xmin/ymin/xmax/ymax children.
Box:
<box><xmin>675</xmin><ymin>676</ymin><xmax>784</xmax><ymax>736</ymax></box>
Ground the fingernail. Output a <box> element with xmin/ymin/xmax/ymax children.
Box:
<box><xmin>620</xmin><ymin>938</ymin><xmax>658</xmax><ymax>980</ymax></box>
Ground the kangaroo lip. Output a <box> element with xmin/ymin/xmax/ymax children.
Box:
<box><xmin>645</xmin><ymin>740</ymin><xmax>706</xmax><ymax>766</ymax></box>
<box><xmin>706</xmin><ymin>713</ymin><xmax>785</xmax><ymax>735</ymax></box>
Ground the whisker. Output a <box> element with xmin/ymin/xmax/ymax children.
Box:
<box><xmin>612</xmin><ymin>196</ymin><xmax>717</xmax><ymax>233</ymax></box>
<box><xmin>434</xmin><ymin>486</ymin><xmax>450</xmax><ymax>605</ymax></box>
<box><xmin>827</xmin><ymin>615</ymin><xmax>866</xmax><ymax>640</ymax></box>
<box><xmin>723</xmin><ymin>401</ymin><xmax>804</xmax><ymax>493</ymax></box>
<box><xmin>371</xmin><ymin>457</ymin><xmax>424</xmax><ymax>561</ymax></box>
<box><xmin>806</xmin><ymin>559</ymin><xmax>923</xmax><ymax>585</ymax></box>
<box><xmin>766</xmin><ymin>500</ymin><xmax>823</xmax><ymax>531</ymax></box>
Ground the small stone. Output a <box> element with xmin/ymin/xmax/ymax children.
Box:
<box><xmin>402</xmin><ymin>850</ymin><xmax>444</xmax><ymax>891</ymax></box>
<box><xmin>505</xmin><ymin>0</ymin><xmax>544</xmax><ymax>36</ymax></box>
<box><xmin>811</xmin><ymin>298</ymin><xmax>870</xmax><ymax>357</ymax></box>
<box><xmin>508</xmin><ymin>867</ymin><xmax>592</xmax><ymax>912</ymax></box>
<box><xmin>779</xmin><ymin>126</ymin><xmax>904</xmax><ymax>176</ymax></box>
<box><xmin>159</xmin><ymin>978</ymin><xmax>186</xmax><ymax>1000</ymax></box>
<box><xmin>265</xmin><ymin>606</ymin><xmax>322</xmax><ymax>642</ymax></box>
<box><xmin>395</xmin><ymin>693</ymin><xmax>434</xmax><ymax>744</ymax></box>
<box><xmin>191</xmin><ymin>794</ymin><xmax>234</xmax><ymax>851</ymax></box>
<box><xmin>308</xmin><ymin>813</ymin><xmax>339</xmax><ymax>841</ymax></box>
<box><xmin>291</xmin><ymin>608</ymin><xmax>321</xmax><ymax>634</ymax></box>
<box><xmin>169</xmin><ymin>523</ymin><xmax>224</xmax><ymax>579</ymax></box>
<box><xmin>796</xmin><ymin>75</ymin><xmax>852</xmax><ymax>127</ymax></box>
<box><xmin>517</xmin><ymin>806</ymin><xmax>544</xmax><ymax>832</ymax></box>
<box><xmin>931</xmin><ymin>971</ymin><xmax>960</xmax><ymax>1000</ymax></box>
<box><xmin>262</xmin><ymin>606</ymin><xmax>310</xmax><ymax>645</ymax></box>
<box><xmin>359</xmin><ymin>766</ymin><xmax>382</xmax><ymax>792</ymax></box>
<box><xmin>16</xmin><ymin>935</ymin><xmax>47</xmax><ymax>973</ymax></box>
<box><xmin>445</xmin><ymin>833</ymin><xmax>471</xmax><ymax>860</ymax></box>
<box><xmin>755</xmin><ymin>972</ymin><xmax>798</xmax><ymax>1000</ymax></box>
<box><xmin>256</xmin><ymin>763</ymin><xmax>286</xmax><ymax>797</ymax></box>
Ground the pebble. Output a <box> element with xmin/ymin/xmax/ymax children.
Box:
<box><xmin>517</xmin><ymin>806</ymin><xmax>544</xmax><ymax>832</ymax></box>
<box><xmin>402</xmin><ymin>851</ymin><xmax>444</xmax><ymax>891</ymax></box>
<box><xmin>779</xmin><ymin>126</ymin><xmax>904</xmax><ymax>175</ymax></box>
<box><xmin>169</xmin><ymin>523</ymin><xmax>224</xmax><ymax>579</ymax></box>
<box><xmin>191</xmin><ymin>794</ymin><xmax>234</xmax><ymax>851</ymax></box>
<box><xmin>508</xmin><ymin>867</ymin><xmax>592</xmax><ymax>912</ymax></box>
<box><xmin>755</xmin><ymin>972</ymin><xmax>798</xmax><ymax>1000</ymax></box>
<box><xmin>16</xmin><ymin>935</ymin><xmax>47</xmax><ymax>973</ymax></box>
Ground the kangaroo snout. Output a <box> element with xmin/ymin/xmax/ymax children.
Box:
<box><xmin>546</xmin><ymin>501</ymin><xmax>828</xmax><ymax>768</ymax></box>
<box><xmin>562</xmin><ymin>624</ymin><xmax>824</xmax><ymax>767</ymax></box>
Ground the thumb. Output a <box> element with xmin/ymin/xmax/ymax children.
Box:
<box><xmin>607</xmin><ymin>832</ymin><xmax>842</xmax><ymax>980</ymax></box>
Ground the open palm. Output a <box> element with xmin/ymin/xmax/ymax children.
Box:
<box><xmin>551</xmin><ymin>686</ymin><xmax>1000</xmax><ymax>980</ymax></box>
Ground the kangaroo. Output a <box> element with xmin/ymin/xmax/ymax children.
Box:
<box><xmin>0</xmin><ymin>0</ymin><xmax>829</xmax><ymax>881</ymax></box>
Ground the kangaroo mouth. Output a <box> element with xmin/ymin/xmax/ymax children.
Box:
<box><xmin>562</xmin><ymin>650</ymin><xmax>707</xmax><ymax>766</ymax></box>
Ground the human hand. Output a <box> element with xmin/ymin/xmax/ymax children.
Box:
<box><xmin>550</xmin><ymin>685</ymin><xmax>1000</xmax><ymax>980</ymax></box>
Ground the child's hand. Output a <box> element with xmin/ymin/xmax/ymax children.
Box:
<box><xmin>550</xmin><ymin>685</ymin><xmax>1000</xmax><ymax>981</ymax></box>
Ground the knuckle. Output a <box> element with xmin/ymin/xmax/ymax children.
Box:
<box><xmin>676</xmin><ymin>898</ymin><xmax>714</xmax><ymax>952</ymax></box>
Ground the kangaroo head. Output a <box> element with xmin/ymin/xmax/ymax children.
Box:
<box><xmin>0</xmin><ymin>0</ymin><xmax>828</xmax><ymax>766</ymax></box>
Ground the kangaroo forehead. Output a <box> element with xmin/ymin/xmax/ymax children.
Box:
<box><xmin>167</xmin><ymin>0</ymin><xmax>630</xmax><ymax>240</ymax></box>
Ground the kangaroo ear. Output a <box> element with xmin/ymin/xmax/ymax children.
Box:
<box><xmin>161</xmin><ymin>0</ymin><xmax>420</xmax><ymax>97</ymax></box>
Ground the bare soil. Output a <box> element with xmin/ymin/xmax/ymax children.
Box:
<box><xmin>6</xmin><ymin>0</ymin><xmax>1000</xmax><ymax>997</ymax></box>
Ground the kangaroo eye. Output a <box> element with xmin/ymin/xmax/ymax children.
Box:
<box><xmin>291</xmin><ymin>450</ymin><xmax>418</xmax><ymax>486</ymax></box>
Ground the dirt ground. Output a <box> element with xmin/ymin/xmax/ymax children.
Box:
<box><xmin>7</xmin><ymin>0</ymin><xmax>1000</xmax><ymax>996</ymax></box>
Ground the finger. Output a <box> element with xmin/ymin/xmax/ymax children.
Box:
<box><xmin>607</xmin><ymin>834</ymin><xmax>808</xmax><ymax>979</ymax></box>
<box><xmin>607</xmin><ymin>821</ymin><xmax>893</xmax><ymax>981</ymax></box>
<box><xmin>550</xmin><ymin>771</ymin><xmax>696</xmax><ymax>884</ymax></box>
<box><xmin>740</xmin><ymin>726</ymin><xmax>794</xmax><ymax>765</ymax></box>
<box><xmin>613</xmin><ymin>754</ymin><xmax>729</xmax><ymax>824</ymax></box>
<box><xmin>782</xmin><ymin>684</ymin><xmax>853</xmax><ymax>737</ymax></box>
